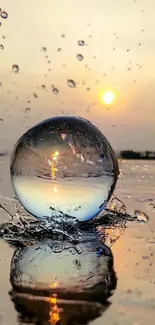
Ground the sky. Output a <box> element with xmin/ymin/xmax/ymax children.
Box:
<box><xmin>0</xmin><ymin>0</ymin><xmax>155</xmax><ymax>152</ymax></box>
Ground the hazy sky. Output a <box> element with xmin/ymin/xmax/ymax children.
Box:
<box><xmin>0</xmin><ymin>0</ymin><xmax>155</xmax><ymax>152</ymax></box>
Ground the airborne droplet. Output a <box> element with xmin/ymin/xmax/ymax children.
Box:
<box><xmin>76</xmin><ymin>54</ymin><xmax>84</xmax><ymax>61</ymax></box>
<box><xmin>78</xmin><ymin>40</ymin><xmax>85</xmax><ymax>46</ymax></box>
<box><xmin>67</xmin><ymin>79</ymin><xmax>76</xmax><ymax>88</ymax></box>
<box><xmin>41</xmin><ymin>47</ymin><xmax>47</xmax><ymax>52</ymax></box>
<box><xmin>25</xmin><ymin>107</ymin><xmax>31</xmax><ymax>113</ymax></box>
<box><xmin>33</xmin><ymin>92</ymin><xmax>38</xmax><ymax>98</ymax></box>
<box><xmin>12</xmin><ymin>64</ymin><xmax>19</xmax><ymax>73</ymax></box>
<box><xmin>1</xmin><ymin>11</ymin><xmax>8</xmax><ymax>19</ymax></box>
<box><xmin>134</xmin><ymin>210</ymin><xmax>149</xmax><ymax>223</ymax></box>
<box><xmin>52</xmin><ymin>87</ymin><xmax>59</xmax><ymax>94</ymax></box>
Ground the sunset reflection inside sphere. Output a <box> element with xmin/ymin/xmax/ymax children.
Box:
<box><xmin>10</xmin><ymin>116</ymin><xmax>119</xmax><ymax>221</ymax></box>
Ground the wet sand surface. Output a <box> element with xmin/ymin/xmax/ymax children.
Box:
<box><xmin>0</xmin><ymin>157</ymin><xmax>155</xmax><ymax>325</ymax></box>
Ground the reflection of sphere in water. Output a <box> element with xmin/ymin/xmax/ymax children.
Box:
<box><xmin>10</xmin><ymin>116</ymin><xmax>119</xmax><ymax>221</ymax></box>
<box><xmin>10</xmin><ymin>239</ymin><xmax>116</xmax><ymax>301</ymax></box>
<box><xmin>10</xmin><ymin>238</ymin><xmax>117</xmax><ymax>325</ymax></box>
<box><xmin>11</xmin><ymin>293</ymin><xmax>107</xmax><ymax>325</ymax></box>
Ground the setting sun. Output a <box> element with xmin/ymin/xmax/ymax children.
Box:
<box><xmin>102</xmin><ymin>91</ymin><xmax>114</xmax><ymax>105</ymax></box>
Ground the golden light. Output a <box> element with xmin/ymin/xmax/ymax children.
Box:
<box><xmin>52</xmin><ymin>151</ymin><xmax>59</xmax><ymax>158</ymax></box>
<box><xmin>47</xmin><ymin>151</ymin><xmax>59</xmax><ymax>179</ymax></box>
<box><xmin>53</xmin><ymin>187</ymin><xmax>57</xmax><ymax>194</ymax></box>
<box><xmin>47</xmin><ymin>293</ymin><xmax>60</xmax><ymax>325</ymax></box>
<box><xmin>102</xmin><ymin>91</ymin><xmax>114</xmax><ymax>105</ymax></box>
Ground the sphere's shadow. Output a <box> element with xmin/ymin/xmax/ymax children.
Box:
<box><xmin>9</xmin><ymin>233</ymin><xmax>117</xmax><ymax>325</ymax></box>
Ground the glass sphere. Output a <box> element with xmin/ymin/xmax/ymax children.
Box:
<box><xmin>10</xmin><ymin>116</ymin><xmax>119</xmax><ymax>221</ymax></box>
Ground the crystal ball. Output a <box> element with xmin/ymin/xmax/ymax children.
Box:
<box><xmin>10</xmin><ymin>116</ymin><xmax>119</xmax><ymax>221</ymax></box>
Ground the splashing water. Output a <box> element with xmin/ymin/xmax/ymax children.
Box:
<box><xmin>0</xmin><ymin>194</ymin><xmax>148</xmax><ymax>247</ymax></box>
<box><xmin>10</xmin><ymin>116</ymin><xmax>119</xmax><ymax>222</ymax></box>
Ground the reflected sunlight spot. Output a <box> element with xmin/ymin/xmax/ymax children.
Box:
<box><xmin>53</xmin><ymin>187</ymin><xmax>58</xmax><ymax>194</ymax></box>
<box><xmin>48</xmin><ymin>294</ymin><xmax>60</xmax><ymax>325</ymax></box>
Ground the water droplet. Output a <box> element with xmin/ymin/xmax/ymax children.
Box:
<box><xmin>76</xmin><ymin>54</ymin><xmax>84</xmax><ymax>61</ymax></box>
<box><xmin>25</xmin><ymin>107</ymin><xmax>30</xmax><ymax>113</ymax></box>
<box><xmin>2</xmin><ymin>35</ymin><xmax>5</xmax><ymax>39</ymax></box>
<box><xmin>1</xmin><ymin>11</ymin><xmax>8</xmax><ymax>19</ymax></box>
<box><xmin>61</xmin><ymin>33</ymin><xmax>65</xmax><ymax>38</ymax></box>
<box><xmin>134</xmin><ymin>210</ymin><xmax>149</xmax><ymax>223</ymax></box>
<box><xmin>67</xmin><ymin>79</ymin><xmax>76</xmax><ymax>88</ymax></box>
<box><xmin>41</xmin><ymin>46</ymin><xmax>47</xmax><ymax>52</ymax></box>
<box><xmin>0</xmin><ymin>44</ymin><xmax>4</xmax><ymax>50</ymax></box>
<box><xmin>12</xmin><ymin>64</ymin><xmax>19</xmax><ymax>73</ymax></box>
<box><xmin>0</xmin><ymin>22</ymin><xmax>2</xmax><ymax>27</ymax></box>
<box><xmin>57</xmin><ymin>48</ymin><xmax>61</xmax><ymax>52</ymax></box>
<box><xmin>33</xmin><ymin>92</ymin><xmax>38</xmax><ymax>98</ymax></box>
<box><xmin>41</xmin><ymin>84</ymin><xmax>46</xmax><ymax>89</ymax></box>
<box><xmin>52</xmin><ymin>242</ymin><xmax>64</xmax><ymax>252</ymax></box>
<box><xmin>78</xmin><ymin>40</ymin><xmax>85</xmax><ymax>46</ymax></box>
<box><xmin>10</xmin><ymin>116</ymin><xmax>119</xmax><ymax>222</ymax></box>
<box><xmin>52</xmin><ymin>87</ymin><xmax>59</xmax><ymax>94</ymax></box>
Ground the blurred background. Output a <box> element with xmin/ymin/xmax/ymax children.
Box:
<box><xmin>0</xmin><ymin>0</ymin><xmax>155</xmax><ymax>154</ymax></box>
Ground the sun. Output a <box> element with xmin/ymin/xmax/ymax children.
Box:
<box><xmin>102</xmin><ymin>91</ymin><xmax>114</xmax><ymax>105</ymax></box>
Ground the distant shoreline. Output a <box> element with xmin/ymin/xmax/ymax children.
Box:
<box><xmin>118</xmin><ymin>150</ymin><xmax>155</xmax><ymax>160</ymax></box>
<box><xmin>0</xmin><ymin>152</ymin><xmax>9</xmax><ymax>157</ymax></box>
<box><xmin>0</xmin><ymin>151</ymin><xmax>155</xmax><ymax>160</ymax></box>
<box><xmin>119</xmin><ymin>157</ymin><xmax>155</xmax><ymax>160</ymax></box>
